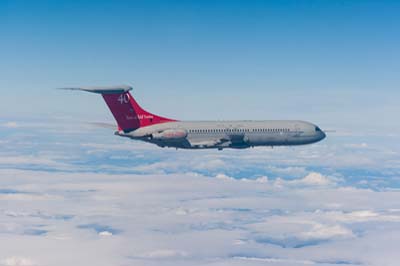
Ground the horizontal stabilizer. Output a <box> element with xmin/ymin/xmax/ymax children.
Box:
<box><xmin>86</xmin><ymin>122</ymin><xmax>116</xmax><ymax>129</ymax></box>
<box><xmin>58</xmin><ymin>85</ymin><xmax>132</xmax><ymax>94</ymax></box>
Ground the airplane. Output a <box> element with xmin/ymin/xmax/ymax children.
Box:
<box><xmin>62</xmin><ymin>85</ymin><xmax>326</xmax><ymax>150</ymax></box>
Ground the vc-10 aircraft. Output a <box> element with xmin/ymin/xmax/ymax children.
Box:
<box><xmin>64</xmin><ymin>85</ymin><xmax>326</xmax><ymax>150</ymax></box>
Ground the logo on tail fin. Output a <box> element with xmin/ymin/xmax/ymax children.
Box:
<box><xmin>118</xmin><ymin>94</ymin><xmax>130</xmax><ymax>104</ymax></box>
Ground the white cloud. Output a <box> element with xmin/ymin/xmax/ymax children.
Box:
<box><xmin>300</xmin><ymin>223</ymin><xmax>354</xmax><ymax>239</ymax></box>
<box><xmin>273</xmin><ymin>172</ymin><xmax>336</xmax><ymax>187</ymax></box>
<box><xmin>98</xmin><ymin>231</ymin><xmax>113</xmax><ymax>236</ymax></box>
<box><xmin>1</xmin><ymin>118</ymin><xmax>400</xmax><ymax>266</ymax></box>
<box><xmin>2</xmin><ymin>122</ymin><xmax>18</xmax><ymax>128</ymax></box>
<box><xmin>345</xmin><ymin>143</ymin><xmax>369</xmax><ymax>148</ymax></box>
<box><xmin>0</xmin><ymin>167</ymin><xmax>398</xmax><ymax>266</ymax></box>
<box><xmin>139</xmin><ymin>249</ymin><xmax>188</xmax><ymax>259</ymax></box>
<box><xmin>322</xmin><ymin>210</ymin><xmax>400</xmax><ymax>223</ymax></box>
<box><xmin>298</xmin><ymin>172</ymin><xmax>335</xmax><ymax>186</ymax></box>
<box><xmin>0</xmin><ymin>257</ymin><xmax>36</xmax><ymax>266</ymax></box>
<box><xmin>0</xmin><ymin>155</ymin><xmax>66</xmax><ymax>168</ymax></box>
<box><xmin>215</xmin><ymin>173</ymin><xmax>234</xmax><ymax>181</ymax></box>
<box><xmin>232</xmin><ymin>256</ymin><xmax>317</xmax><ymax>265</ymax></box>
<box><xmin>254</xmin><ymin>176</ymin><xmax>269</xmax><ymax>183</ymax></box>
<box><xmin>0</xmin><ymin>193</ymin><xmax>59</xmax><ymax>201</ymax></box>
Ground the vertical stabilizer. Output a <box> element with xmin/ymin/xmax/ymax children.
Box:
<box><xmin>60</xmin><ymin>86</ymin><xmax>177</xmax><ymax>132</ymax></box>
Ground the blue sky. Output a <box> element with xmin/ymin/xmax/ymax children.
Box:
<box><xmin>1</xmin><ymin>0</ymin><xmax>399</xmax><ymax>132</ymax></box>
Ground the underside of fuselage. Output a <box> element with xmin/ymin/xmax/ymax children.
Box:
<box><xmin>142</xmin><ymin>137</ymin><xmax>320</xmax><ymax>150</ymax></box>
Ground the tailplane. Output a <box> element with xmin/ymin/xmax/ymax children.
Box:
<box><xmin>60</xmin><ymin>85</ymin><xmax>176</xmax><ymax>132</ymax></box>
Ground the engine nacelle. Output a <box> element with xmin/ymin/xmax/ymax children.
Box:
<box><xmin>151</xmin><ymin>129</ymin><xmax>187</xmax><ymax>140</ymax></box>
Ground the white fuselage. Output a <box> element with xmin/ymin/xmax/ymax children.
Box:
<box><xmin>116</xmin><ymin>120</ymin><xmax>326</xmax><ymax>150</ymax></box>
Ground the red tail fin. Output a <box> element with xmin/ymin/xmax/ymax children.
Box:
<box><xmin>102</xmin><ymin>90</ymin><xmax>176</xmax><ymax>132</ymax></box>
<box><xmin>61</xmin><ymin>86</ymin><xmax>176</xmax><ymax>132</ymax></box>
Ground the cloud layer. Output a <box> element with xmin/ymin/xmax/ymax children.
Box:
<box><xmin>0</xmin><ymin>118</ymin><xmax>399</xmax><ymax>265</ymax></box>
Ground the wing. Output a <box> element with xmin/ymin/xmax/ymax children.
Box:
<box><xmin>187</xmin><ymin>138</ymin><xmax>230</xmax><ymax>148</ymax></box>
<box><xmin>187</xmin><ymin>133</ymin><xmax>251</xmax><ymax>149</ymax></box>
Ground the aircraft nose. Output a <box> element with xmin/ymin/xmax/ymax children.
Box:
<box><xmin>314</xmin><ymin>126</ymin><xmax>326</xmax><ymax>142</ymax></box>
<box><xmin>320</xmin><ymin>131</ymin><xmax>326</xmax><ymax>140</ymax></box>
<box><xmin>316</xmin><ymin>130</ymin><xmax>326</xmax><ymax>142</ymax></box>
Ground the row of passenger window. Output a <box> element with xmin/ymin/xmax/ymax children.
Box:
<box><xmin>188</xmin><ymin>128</ymin><xmax>290</xmax><ymax>133</ymax></box>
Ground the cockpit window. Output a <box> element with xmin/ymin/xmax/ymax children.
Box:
<box><xmin>315</xmin><ymin>126</ymin><xmax>321</xmax><ymax>132</ymax></box>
